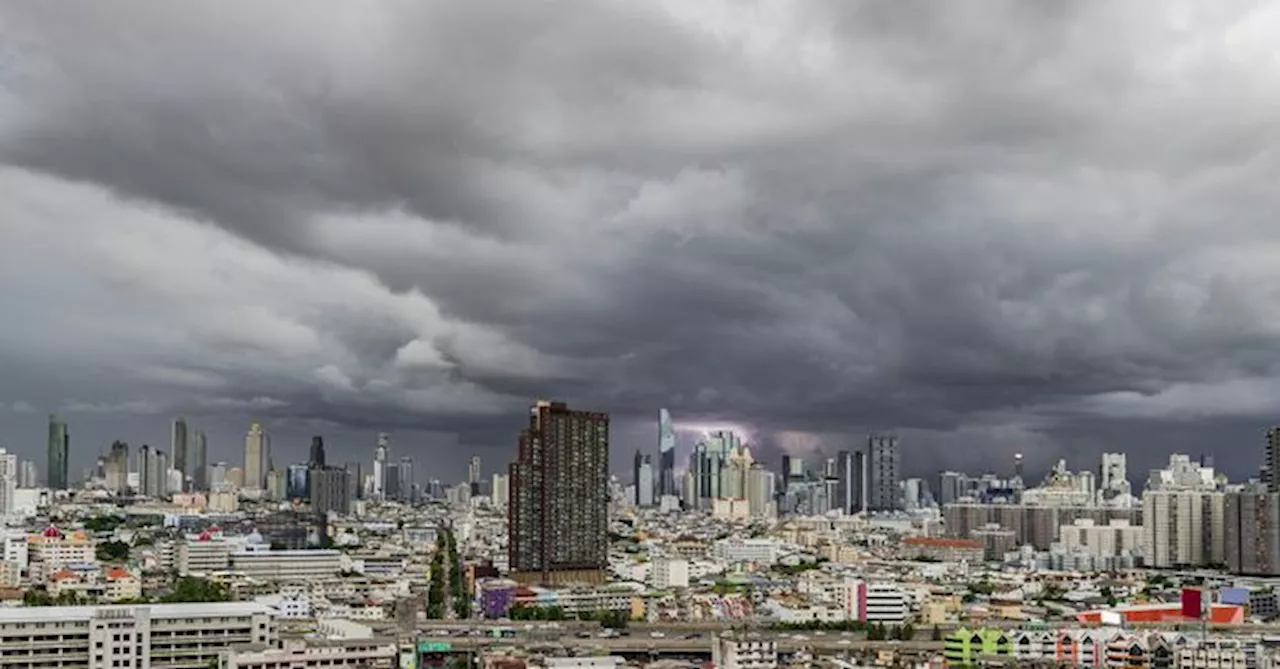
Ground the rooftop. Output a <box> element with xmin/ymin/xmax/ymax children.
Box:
<box><xmin>0</xmin><ymin>602</ymin><xmax>274</xmax><ymax>624</ymax></box>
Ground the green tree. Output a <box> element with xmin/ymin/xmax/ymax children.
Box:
<box><xmin>96</xmin><ymin>540</ymin><xmax>131</xmax><ymax>563</ymax></box>
<box><xmin>161</xmin><ymin>577</ymin><xmax>230</xmax><ymax>603</ymax></box>
<box><xmin>83</xmin><ymin>516</ymin><xmax>125</xmax><ymax>533</ymax></box>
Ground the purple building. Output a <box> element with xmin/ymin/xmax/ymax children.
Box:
<box><xmin>482</xmin><ymin>585</ymin><xmax>517</xmax><ymax>619</ymax></box>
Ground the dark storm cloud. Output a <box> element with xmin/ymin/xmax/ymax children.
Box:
<box><xmin>3</xmin><ymin>0</ymin><xmax>1280</xmax><ymax>479</ymax></box>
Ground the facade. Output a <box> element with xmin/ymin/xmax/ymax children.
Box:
<box><xmin>104</xmin><ymin>441</ymin><xmax>129</xmax><ymax>495</ymax></box>
<box><xmin>0</xmin><ymin>602</ymin><xmax>276</xmax><ymax>669</ymax></box>
<box><xmin>224</xmin><ymin>639</ymin><xmax>396</xmax><ymax>669</ymax></box>
<box><xmin>229</xmin><ymin>548</ymin><xmax>342</xmax><ymax>580</ymax></box>
<box><xmin>834</xmin><ymin>450</ymin><xmax>857</xmax><ymax>514</ymax></box>
<box><xmin>47</xmin><ymin>413</ymin><xmax>70</xmax><ymax>491</ymax></box>
<box><xmin>1143</xmin><ymin>489</ymin><xmax>1225</xmax><ymax>568</ymax></box>
<box><xmin>171</xmin><ymin>417</ymin><xmax>188</xmax><ymax>485</ymax></box>
<box><xmin>286</xmin><ymin>464</ymin><xmax>310</xmax><ymax>500</ymax></box>
<box><xmin>508</xmin><ymin>400</ymin><xmax>610</xmax><ymax>584</ymax></box>
<box><xmin>944</xmin><ymin>502</ymin><xmax>1143</xmax><ymax>551</ymax></box>
<box><xmin>244</xmin><ymin>423</ymin><xmax>269</xmax><ymax>491</ymax></box>
<box><xmin>372</xmin><ymin>434</ymin><xmax>389</xmax><ymax>500</ymax></box>
<box><xmin>658</xmin><ymin>408</ymin><xmax>676</xmax><ymax>497</ymax></box>
<box><xmin>191</xmin><ymin>431</ymin><xmax>208</xmax><ymax>491</ymax></box>
<box><xmin>491</xmin><ymin>473</ymin><xmax>510</xmax><ymax>508</ymax></box>
<box><xmin>1059</xmin><ymin>518</ymin><xmax>1144</xmax><ymax>559</ymax></box>
<box><xmin>309</xmin><ymin>436</ymin><xmax>326</xmax><ymax>469</ymax></box>
<box><xmin>901</xmin><ymin>537</ymin><xmax>984</xmax><ymax>562</ymax></box>
<box><xmin>650</xmin><ymin>558</ymin><xmax>689</xmax><ymax>589</ymax></box>
<box><xmin>866</xmin><ymin>435</ymin><xmax>900</xmax><ymax>512</ymax></box>
<box><xmin>0</xmin><ymin>448</ymin><xmax>16</xmax><ymax>517</ymax></box>
<box><xmin>712</xmin><ymin>635</ymin><xmax>778</xmax><ymax>669</ymax></box>
<box><xmin>1225</xmin><ymin>491</ymin><xmax>1280</xmax><ymax>575</ymax></box>
<box><xmin>311</xmin><ymin>467</ymin><xmax>352</xmax><ymax>516</ymax></box>
<box><xmin>177</xmin><ymin>534</ymin><xmax>231</xmax><ymax>576</ymax></box>
<box><xmin>1268</xmin><ymin>427</ymin><xmax>1280</xmax><ymax>493</ymax></box>
<box><xmin>28</xmin><ymin>526</ymin><xmax>94</xmax><ymax>582</ymax></box>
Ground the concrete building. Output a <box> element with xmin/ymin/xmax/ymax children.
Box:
<box><xmin>0</xmin><ymin>448</ymin><xmax>16</xmax><ymax>517</ymax></box>
<box><xmin>310</xmin><ymin>467</ymin><xmax>352</xmax><ymax>516</ymax></box>
<box><xmin>0</xmin><ymin>602</ymin><xmax>276</xmax><ymax>669</ymax></box>
<box><xmin>1143</xmin><ymin>489</ymin><xmax>1225</xmax><ymax>568</ymax></box>
<box><xmin>649</xmin><ymin>558</ymin><xmax>689</xmax><ymax>589</ymax></box>
<box><xmin>866</xmin><ymin>435</ymin><xmax>900</xmax><ymax>512</ymax></box>
<box><xmin>177</xmin><ymin>532</ymin><xmax>231</xmax><ymax>576</ymax></box>
<box><xmin>229</xmin><ymin>547</ymin><xmax>342</xmax><ymax>581</ymax></box>
<box><xmin>223</xmin><ymin>638</ymin><xmax>396</xmax><ymax>669</ymax></box>
<box><xmin>1059</xmin><ymin>518</ymin><xmax>1144</xmax><ymax>559</ymax></box>
<box><xmin>508</xmin><ymin>400</ymin><xmax>610</xmax><ymax>585</ymax></box>
<box><xmin>491</xmin><ymin>473</ymin><xmax>510</xmax><ymax>508</ymax></box>
<box><xmin>1225</xmin><ymin>491</ymin><xmax>1280</xmax><ymax>575</ymax></box>
<box><xmin>713</xmin><ymin>538</ymin><xmax>778</xmax><ymax>565</ymax></box>
<box><xmin>28</xmin><ymin>526</ymin><xmax>94</xmax><ymax>582</ymax></box>
<box><xmin>244</xmin><ymin>423</ymin><xmax>269</xmax><ymax>492</ymax></box>
<box><xmin>712</xmin><ymin>635</ymin><xmax>778</xmax><ymax>669</ymax></box>
<box><xmin>46</xmin><ymin>414</ymin><xmax>70</xmax><ymax>491</ymax></box>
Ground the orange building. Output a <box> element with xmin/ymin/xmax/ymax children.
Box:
<box><xmin>1076</xmin><ymin>603</ymin><xmax>1245</xmax><ymax>626</ymax></box>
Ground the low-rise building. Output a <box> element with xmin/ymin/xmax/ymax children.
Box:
<box><xmin>901</xmin><ymin>537</ymin><xmax>984</xmax><ymax>563</ymax></box>
<box><xmin>223</xmin><ymin>638</ymin><xmax>396</xmax><ymax>669</ymax></box>
<box><xmin>712</xmin><ymin>634</ymin><xmax>777</xmax><ymax>669</ymax></box>
<box><xmin>650</xmin><ymin>558</ymin><xmax>689</xmax><ymax>589</ymax></box>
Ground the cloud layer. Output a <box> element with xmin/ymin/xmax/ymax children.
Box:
<box><xmin>3</xmin><ymin>0</ymin><xmax>1280</xmax><ymax>478</ymax></box>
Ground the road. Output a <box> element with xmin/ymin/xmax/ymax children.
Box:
<box><xmin>429</xmin><ymin>635</ymin><xmax>944</xmax><ymax>655</ymax></box>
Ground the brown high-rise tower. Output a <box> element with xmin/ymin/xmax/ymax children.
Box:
<box><xmin>508</xmin><ymin>400</ymin><xmax>610</xmax><ymax>585</ymax></box>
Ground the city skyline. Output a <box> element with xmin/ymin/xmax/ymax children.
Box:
<box><xmin>5</xmin><ymin>3</ymin><xmax>1280</xmax><ymax>485</ymax></box>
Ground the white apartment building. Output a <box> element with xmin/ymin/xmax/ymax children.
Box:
<box><xmin>839</xmin><ymin>580</ymin><xmax>907</xmax><ymax>624</ymax></box>
<box><xmin>229</xmin><ymin>548</ymin><xmax>342</xmax><ymax>580</ymax></box>
<box><xmin>28</xmin><ymin>527</ymin><xmax>95</xmax><ymax>582</ymax></box>
<box><xmin>0</xmin><ymin>602</ymin><xmax>276</xmax><ymax>669</ymax></box>
<box><xmin>1059</xmin><ymin>518</ymin><xmax>1144</xmax><ymax>558</ymax></box>
<box><xmin>0</xmin><ymin>448</ymin><xmax>17</xmax><ymax>518</ymax></box>
<box><xmin>223</xmin><ymin>638</ymin><xmax>396</xmax><ymax>669</ymax></box>
<box><xmin>177</xmin><ymin>535</ymin><xmax>232</xmax><ymax>576</ymax></box>
<box><xmin>713</xmin><ymin>538</ymin><xmax>779</xmax><ymax>565</ymax></box>
<box><xmin>650</xmin><ymin>558</ymin><xmax>690</xmax><ymax>589</ymax></box>
<box><xmin>1143</xmin><ymin>489</ymin><xmax>1225</xmax><ymax>568</ymax></box>
<box><xmin>712</xmin><ymin>635</ymin><xmax>778</xmax><ymax>669</ymax></box>
<box><xmin>255</xmin><ymin>586</ymin><xmax>312</xmax><ymax>619</ymax></box>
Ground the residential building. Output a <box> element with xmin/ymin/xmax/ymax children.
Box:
<box><xmin>866</xmin><ymin>435</ymin><xmax>900</xmax><ymax>512</ymax></box>
<box><xmin>712</xmin><ymin>635</ymin><xmax>778</xmax><ymax>669</ymax></box>
<box><xmin>1225</xmin><ymin>491</ymin><xmax>1280</xmax><ymax>575</ymax></box>
<box><xmin>103</xmin><ymin>441</ymin><xmax>129</xmax><ymax>495</ymax></box>
<box><xmin>223</xmin><ymin>638</ymin><xmax>396</xmax><ymax>669</ymax></box>
<box><xmin>901</xmin><ymin>537</ymin><xmax>984</xmax><ymax>563</ymax></box>
<box><xmin>311</xmin><ymin>467</ymin><xmax>352</xmax><ymax>516</ymax></box>
<box><xmin>229</xmin><ymin>547</ymin><xmax>342</xmax><ymax>581</ymax></box>
<box><xmin>508</xmin><ymin>400</ymin><xmax>610</xmax><ymax>585</ymax></box>
<box><xmin>491</xmin><ymin>473</ymin><xmax>510</xmax><ymax>508</ymax></box>
<box><xmin>0</xmin><ymin>602</ymin><xmax>276</xmax><ymax>669</ymax></box>
<box><xmin>177</xmin><ymin>532</ymin><xmax>232</xmax><ymax>576</ymax></box>
<box><xmin>650</xmin><ymin>558</ymin><xmax>689</xmax><ymax>589</ymax></box>
<box><xmin>1144</xmin><ymin>489</ymin><xmax>1225</xmax><ymax>568</ymax></box>
<box><xmin>713</xmin><ymin>538</ymin><xmax>778</xmax><ymax>565</ymax></box>
<box><xmin>28</xmin><ymin>526</ymin><xmax>94</xmax><ymax>582</ymax></box>
<box><xmin>0</xmin><ymin>448</ymin><xmax>16</xmax><ymax>517</ymax></box>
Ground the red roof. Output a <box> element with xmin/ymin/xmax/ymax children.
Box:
<box><xmin>42</xmin><ymin>525</ymin><xmax>62</xmax><ymax>538</ymax></box>
<box><xmin>208</xmin><ymin>524</ymin><xmax>221</xmax><ymax>533</ymax></box>
<box><xmin>197</xmin><ymin>531</ymin><xmax>213</xmax><ymax>542</ymax></box>
<box><xmin>105</xmin><ymin>567</ymin><xmax>131</xmax><ymax>580</ymax></box>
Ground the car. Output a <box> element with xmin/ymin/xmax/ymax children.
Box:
<box><xmin>815</xmin><ymin>631</ymin><xmax>826</xmax><ymax>636</ymax></box>
<box><xmin>650</xmin><ymin>632</ymin><xmax>666</xmax><ymax>638</ymax></box>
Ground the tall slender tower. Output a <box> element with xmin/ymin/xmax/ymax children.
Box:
<box><xmin>658</xmin><ymin>409</ymin><xmax>676</xmax><ymax>497</ymax></box>
<box><xmin>46</xmin><ymin>414</ymin><xmax>69</xmax><ymax>490</ymax></box>
<box><xmin>172</xmin><ymin>416</ymin><xmax>189</xmax><ymax>480</ymax></box>
<box><xmin>373</xmin><ymin>434</ymin><xmax>389</xmax><ymax>500</ymax></box>
<box><xmin>244</xmin><ymin>423</ymin><xmax>267</xmax><ymax>491</ymax></box>
<box><xmin>866</xmin><ymin>435</ymin><xmax>901</xmax><ymax>512</ymax></box>
<box><xmin>509</xmin><ymin>400</ymin><xmax>610</xmax><ymax>584</ymax></box>
<box><xmin>1267</xmin><ymin>428</ymin><xmax>1280</xmax><ymax>493</ymax></box>
<box><xmin>192</xmin><ymin>431</ymin><xmax>208</xmax><ymax>491</ymax></box>
<box><xmin>309</xmin><ymin>436</ymin><xmax>327</xmax><ymax>469</ymax></box>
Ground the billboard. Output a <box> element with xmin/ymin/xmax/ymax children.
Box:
<box><xmin>1181</xmin><ymin>588</ymin><xmax>1203</xmax><ymax>620</ymax></box>
<box><xmin>1220</xmin><ymin>587</ymin><xmax>1250</xmax><ymax>606</ymax></box>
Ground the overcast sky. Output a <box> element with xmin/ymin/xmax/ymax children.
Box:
<box><xmin>2</xmin><ymin>1</ymin><xmax>1280</xmax><ymax>484</ymax></box>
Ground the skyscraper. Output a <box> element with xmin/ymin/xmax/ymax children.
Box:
<box><xmin>1266</xmin><ymin>428</ymin><xmax>1280</xmax><ymax>493</ymax></box>
<box><xmin>637</xmin><ymin>455</ymin><xmax>655</xmax><ymax>507</ymax></box>
<box><xmin>310</xmin><ymin>466</ymin><xmax>352</xmax><ymax>516</ymax></box>
<box><xmin>866</xmin><ymin>435</ymin><xmax>901</xmax><ymax>512</ymax></box>
<box><xmin>105</xmin><ymin>440</ymin><xmax>129</xmax><ymax>495</ymax></box>
<box><xmin>633</xmin><ymin>449</ymin><xmax>644</xmax><ymax>505</ymax></box>
<box><xmin>658</xmin><ymin>409</ymin><xmax>676</xmax><ymax>497</ymax></box>
<box><xmin>172</xmin><ymin>416</ymin><xmax>189</xmax><ymax>481</ymax></box>
<box><xmin>835</xmin><ymin>450</ymin><xmax>856</xmax><ymax>514</ymax></box>
<box><xmin>192</xmin><ymin>431</ymin><xmax>208</xmax><ymax>491</ymax></box>
<box><xmin>18</xmin><ymin>460</ymin><xmax>38</xmax><ymax>489</ymax></box>
<box><xmin>309</xmin><ymin>436</ymin><xmax>326</xmax><ymax>469</ymax></box>
<box><xmin>286</xmin><ymin>464</ymin><xmax>310</xmax><ymax>500</ymax></box>
<box><xmin>399</xmin><ymin>456</ymin><xmax>414</xmax><ymax>502</ymax></box>
<box><xmin>469</xmin><ymin>455</ymin><xmax>482</xmax><ymax>495</ymax></box>
<box><xmin>209</xmin><ymin>461</ymin><xmax>228</xmax><ymax>490</ymax></box>
<box><xmin>384</xmin><ymin>462</ymin><xmax>401</xmax><ymax>501</ymax></box>
<box><xmin>46</xmin><ymin>414</ymin><xmax>69</xmax><ymax>491</ymax></box>
<box><xmin>373</xmin><ymin>434</ymin><xmax>389</xmax><ymax>500</ymax></box>
<box><xmin>244</xmin><ymin>423</ymin><xmax>268</xmax><ymax>491</ymax></box>
<box><xmin>344</xmin><ymin>461</ymin><xmax>363</xmax><ymax>501</ymax></box>
<box><xmin>0</xmin><ymin>448</ymin><xmax>16</xmax><ymax>517</ymax></box>
<box><xmin>508</xmin><ymin>400</ymin><xmax>610</xmax><ymax>585</ymax></box>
